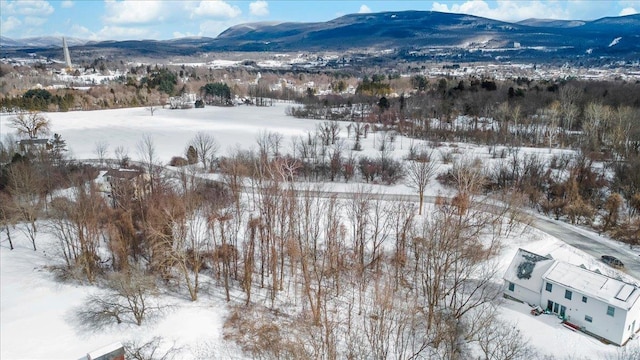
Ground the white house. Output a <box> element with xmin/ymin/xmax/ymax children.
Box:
<box><xmin>504</xmin><ymin>248</ymin><xmax>640</xmax><ymax>346</ymax></box>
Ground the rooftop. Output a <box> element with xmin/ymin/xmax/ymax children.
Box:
<box><xmin>504</xmin><ymin>248</ymin><xmax>555</xmax><ymax>293</ymax></box>
<box><xmin>544</xmin><ymin>261</ymin><xmax>640</xmax><ymax>310</ymax></box>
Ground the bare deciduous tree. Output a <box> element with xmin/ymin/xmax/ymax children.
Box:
<box><xmin>475</xmin><ymin>311</ymin><xmax>535</xmax><ymax>360</ymax></box>
<box><xmin>114</xmin><ymin>145</ymin><xmax>130</xmax><ymax>168</ymax></box>
<box><xmin>77</xmin><ymin>270</ymin><xmax>160</xmax><ymax>327</ymax></box>
<box><xmin>124</xmin><ymin>337</ymin><xmax>182</xmax><ymax>360</ymax></box>
<box><xmin>0</xmin><ymin>192</ymin><xmax>17</xmax><ymax>250</ymax></box>
<box><xmin>10</xmin><ymin>111</ymin><xmax>51</xmax><ymax>139</ymax></box>
<box><xmin>137</xmin><ymin>134</ymin><xmax>160</xmax><ymax>194</ymax></box>
<box><xmin>6</xmin><ymin>162</ymin><xmax>43</xmax><ymax>251</ymax></box>
<box><xmin>405</xmin><ymin>150</ymin><xmax>437</xmax><ymax>215</ymax></box>
<box><xmin>189</xmin><ymin>132</ymin><xmax>219</xmax><ymax>171</ymax></box>
<box><xmin>48</xmin><ymin>183</ymin><xmax>109</xmax><ymax>282</ymax></box>
<box><xmin>94</xmin><ymin>140</ymin><xmax>109</xmax><ymax>166</ymax></box>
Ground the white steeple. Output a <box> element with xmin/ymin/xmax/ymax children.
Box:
<box><xmin>62</xmin><ymin>37</ymin><xmax>72</xmax><ymax>69</ymax></box>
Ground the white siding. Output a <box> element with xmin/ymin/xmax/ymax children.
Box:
<box><xmin>504</xmin><ymin>281</ymin><xmax>540</xmax><ymax>306</ymax></box>
<box><xmin>503</xmin><ymin>249</ymin><xmax>640</xmax><ymax>346</ymax></box>
<box><xmin>622</xmin><ymin>298</ymin><xmax>640</xmax><ymax>344</ymax></box>
<box><xmin>542</xmin><ymin>280</ymin><xmax>630</xmax><ymax>345</ymax></box>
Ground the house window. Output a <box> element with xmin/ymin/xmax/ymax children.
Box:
<box><xmin>546</xmin><ymin>282</ymin><xmax>553</xmax><ymax>292</ymax></box>
<box><xmin>607</xmin><ymin>306</ymin><xmax>615</xmax><ymax>317</ymax></box>
<box><xmin>585</xmin><ymin>315</ymin><xmax>593</xmax><ymax>323</ymax></box>
<box><xmin>565</xmin><ymin>290</ymin><xmax>572</xmax><ymax>300</ymax></box>
<box><xmin>508</xmin><ymin>282</ymin><xmax>515</xmax><ymax>291</ymax></box>
<box><xmin>582</xmin><ymin>296</ymin><xmax>587</xmax><ymax>303</ymax></box>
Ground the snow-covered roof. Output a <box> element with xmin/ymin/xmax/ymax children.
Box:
<box><xmin>504</xmin><ymin>248</ymin><xmax>555</xmax><ymax>294</ymax></box>
<box><xmin>544</xmin><ymin>261</ymin><xmax>640</xmax><ymax>310</ymax></box>
<box><xmin>86</xmin><ymin>342</ymin><xmax>124</xmax><ymax>360</ymax></box>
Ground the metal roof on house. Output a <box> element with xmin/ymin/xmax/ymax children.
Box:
<box><xmin>543</xmin><ymin>261</ymin><xmax>640</xmax><ymax>310</ymax></box>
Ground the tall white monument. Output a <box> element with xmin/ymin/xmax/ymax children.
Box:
<box><xmin>62</xmin><ymin>37</ymin><xmax>72</xmax><ymax>69</ymax></box>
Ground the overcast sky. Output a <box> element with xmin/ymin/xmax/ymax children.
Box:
<box><xmin>1</xmin><ymin>0</ymin><xmax>638</xmax><ymax>40</ymax></box>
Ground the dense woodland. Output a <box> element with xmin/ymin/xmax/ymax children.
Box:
<box><xmin>1</xmin><ymin>62</ymin><xmax>640</xmax><ymax>359</ymax></box>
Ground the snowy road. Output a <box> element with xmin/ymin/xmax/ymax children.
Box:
<box><xmin>532</xmin><ymin>216</ymin><xmax>640</xmax><ymax>281</ymax></box>
<box><xmin>280</xmin><ymin>188</ymin><xmax>640</xmax><ymax>281</ymax></box>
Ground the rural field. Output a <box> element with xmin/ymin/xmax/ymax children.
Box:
<box><xmin>1</xmin><ymin>103</ymin><xmax>639</xmax><ymax>359</ymax></box>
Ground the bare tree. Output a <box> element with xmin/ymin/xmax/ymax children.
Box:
<box><xmin>124</xmin><ymin>337</ymin><xmax>182</xmax><ymax>360</ymax></box>
<box><xmin>137</xmin><ymin>134</ymin><xmax>159</xmax><ymax>194</ymax></box>
<box><xmin>610</xmin><ymin>106</ymin><xmax>637</xmax><ymax>158</ymax></box>
<box><xmin>178</xmin><ymin>196</ymin><xmax>210</xmax><ymax>302</ymax></box>
<box><xmin>405</xmin><ymin>150</ymin><xmax>437</xmax><ymax>215</ymax></box>
<box><xmin>559</xmin><ymin>85</ymin><xmax>581</xmax><ymax>132</ymax></box>
<box><xmin>77</xmin><ymin>270</ymin><xmax>160</xmax><ymax>327</ymax></box>
<box><xmin>475</xmin><ymin>311</ymin><xmax>535</xmax><ymax>360</ymax></box>
<box><xmin>346</xmin><ymin>185</ymin><xmax>372</xmax><ymax>270</ymax></box>
<box><xmin>583</xmin><ymin>102</ymin><xmax>612</xmax><ymax>152</ymax></box>
<box><xmin>411</xmin><ymin>196</ymin><xmax>501</xmax><ymax>348</ymax></box>
<box><xmin>546</xmin><ymin>101</ymin><xmax>560</xmax><ymax>149</ymax></box>
<box><xmin>318</xmin><ymin>121</ymin><xmax>340</xmax><ymax>146</ymax></box>
<box><xmin>256</xmin><ymin>130</ymin><xmax>284</xmax><ymax>158</ymax></box>
<box><xmin>0</xmin><ymin>192</ymin><xmax>17</xmax><ymax>250</ymax></box>
<box><xmin>451</xmin><ymin>157</ymin><xmax>486</xmax><ymax>201</ymax></box>
<box><xmin>146</xmin><ymin>94</ymin><xmax>160</xmax><ymax>116</ymax></box>
<box><xmin>48</xmin><ymin>182</ymin><xmax>109</xmax><ymax>282</ymax></box>
<box><xmin>114</xmin><ymin>145</ymin><xmax>130</xmax><ymax>168</ymax></box>
<box><xmin>10</xmin><ymin>111</ymin><xmax>51</xmax><ymax>139</ymax></box>
<box><xmin>6</xmin><ymin>162</ymin><xmax>43</xmax><ymax>251</ymax></box>
<box><xmin>189</xmin><ymin>132</ymin><xmax>219</xmax><ymax>171</ymax></box>
<box><xmin>94</xmin><ymin>140</ymin><xmax>109</xmax><ymax>166</ymax></box>
<box><xmin>210</xmin><ymin>211</ymin><xmax>236</xmax><ymax>302</ymax></box>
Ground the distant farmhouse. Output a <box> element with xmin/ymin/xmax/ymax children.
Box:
<box><xmin>17</xmin><ymin>138</ymin><xmax>52</xmax><ymax>156</ymax></box>
<box><xmin>169</xmin><ymin>93</ymin><xmax>196</xmax><ymax>109</ymax></box>
<box><xmin>504</xmin><ymin>248</ymin><xmax>640</xmax><ymax>346</ymax></box>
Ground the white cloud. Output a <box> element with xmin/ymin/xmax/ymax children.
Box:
<box><xmin>358</xmin><ymin>4</ymin><xmax>372</xmax><ymax>14</ymax></box>
<box><xmin>0</xmin><ymin>15</ymin><xmax>22</xmax><ymax>33</ymax></box>
<box><xmin>619</xmin><ymin>7</ymin><xmax>638</xmax><ymax>16</ymax></box>
<box><xmin>172</xmin><ymin>31</ymin><xmax>196</xmax><ymax>38</ymax></box>
<box><xmin>1</xmin><ymin>0</ymin><xmax>54</xmax><ymax>16</ymax></box>
<box><xmin>249</xmin><ymin>1</ymin><xmax>269</xmax><ymax>16</ymax></box>
<box><xmin>24</xmin><ymin>16</ymin><xmax>47</xmax><ymax>26</ymax></box>
<box><xmin>431</xmin><ymin>0</ymin><xmax>569</xmax><ymax>22</ymax></box>
<box><xmin>70</xmin><ymin>24</ymin><xmax>96</xmax><ymax>39</ymax></box>
<box><xmin>61</xmin><ymin>0</ymin><xmax>73</xmax><ymax>8</ymax></box>
<box><xmin>96</xmin><ymin>25</ymin><xmax>155</xmax><ymax>40</ymax></box>
<box><xmin>68</xmin><ymin>22</ymin><xmax>157</xmax><ymax>41</ymax></box>
<box><xmin>103</xmin><ymin>0</ymin><xmax>166</xmax><ymax>25</ymax></box>
<box><xmin>190</xmin><ymin>0</ymin><xmax>241</xmax><ymax>19</ymax></box>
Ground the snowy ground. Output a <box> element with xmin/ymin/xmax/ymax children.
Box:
<box><xmin>0</xmin><ymin>226</ymin><xmax>243</xmax><ymax>360</ymax></box>
<box><xmin>1</xmin><ymin>103</ymin><xmax>638</xmax><ymax>359</ymax></box>
<box><xmin>2</xmin><ymin>219</ymin><xmax>636</xmax><ymax>359</ymax></box>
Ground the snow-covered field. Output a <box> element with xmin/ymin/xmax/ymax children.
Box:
<box><xmin>1</xmin><ymin>103</ymin><xmax>638</xmax><ymax>359</ymax></box>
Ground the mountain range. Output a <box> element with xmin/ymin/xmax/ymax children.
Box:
<box><xmin>1</xmin><ymin>11</ymin><xmax>638</xmax><ymax>62</ymax></box>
